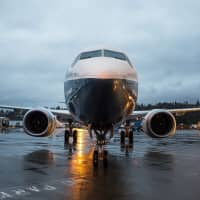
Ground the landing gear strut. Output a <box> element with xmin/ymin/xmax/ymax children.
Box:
<box><xmin>93</xmin><ymin>147</ymin><xmax>108</xmax><ymax>167</ymax></box>
<box><xmin>90</xmin><ymin>128</ymin><xmax>113</xmax><ymax>167</ymax></box>
<box><xmin>64</xmin><ymin>122</ymin><xmax>77</xmax><ymax>145</ymax></box>
<box><xmin>64</xmin><ymin>130</ymin><xmax>77</xmax><ymax>145</ymax></box>
<box><xmin>120</xmin><ymin>124</ymin><xmax>134</xmax><ymax>145</ymax></box>
<box><xmin>119</xmin><ymin>124</ymin><xmax>134</xmax><ymax>157</ymax></box>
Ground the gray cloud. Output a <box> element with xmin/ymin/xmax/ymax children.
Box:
<box><xmin>0</xmin><ymin>0</ymin><xmax>200</xmax><ymax>106</ymax></box>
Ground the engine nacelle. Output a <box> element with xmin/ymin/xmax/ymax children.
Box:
<box><xmin>142</xmin><ymin>109</ymin><xmax>176</xmax><ymax>138</ymax></box>
<box><xmin>23</xmin><ymin>109</ymin><xmax>57</xmax><ymax>137</ymax></box>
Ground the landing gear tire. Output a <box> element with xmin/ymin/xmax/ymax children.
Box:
<box><xmin>73</xmin><ymin>130</ymin><xmax>77</xmax><ymax>144</ymax></box>
<box><xmin>129</xmin><ymin>131</ymin><xmax>133</xmax><ymax>145</ymax></box>
<box><xmin>93</xmin><ymin>149</ymin><xmax>108</xmax><ymax>167</ymax></box>
<box><xmin>64</xmin><ymin>128</ymin><xmax>78</xmax><ymax>145</ymax></box>
<box><xmin>64</xmin><ymin>130</ymin><xmax>70</xmax><ymax>144</ymax></box>
<box><xmin>120</xmin><ymin>130</ymin><xmax>125</xmax><ymax>144</ymax></box>
<box><xmin>91</xmin><ymin>128</ymin><xmax>113</xmax><ymax>167</ymax></box>
<box><xmin>103</xmin><ymin>150</ymin><xmax>108</xmax><ymax>167</ymax></box>
<box><xmin>93</xmin><ymin>150</ymin><xmax>98</xmax><ymax>167</ymax></box>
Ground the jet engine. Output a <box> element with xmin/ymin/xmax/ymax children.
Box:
<box><xmin>142</xmin><ymin>109</ymin><xmax>176</xmax><ymax>138</ymax></box>
<box><xmin>23</xmin><ymin>109</ymin><xmax>57</xmax><ymax>137</ymax></box>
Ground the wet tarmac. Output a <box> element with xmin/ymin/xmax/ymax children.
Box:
<box><xmin>1</xmin><ymin>128</ymin><xmax>200</xmax><ymax>200</ymax></box>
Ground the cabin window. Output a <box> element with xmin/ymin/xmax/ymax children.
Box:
<box><xmin>71</xmin><ymin>54</ymin><xmax>80</xmax><ymax>66</ymax></box>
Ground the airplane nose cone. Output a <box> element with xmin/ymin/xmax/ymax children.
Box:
<box><xmin>67</xmin><ymin>79</ymin><xmax>136</xmax><ymax>128</ymax></box>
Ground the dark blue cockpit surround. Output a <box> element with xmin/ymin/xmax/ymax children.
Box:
<box><xmin>64</xmin><ymin>78</ymin><xmax>138</xmax><ymax>129</ymax></box>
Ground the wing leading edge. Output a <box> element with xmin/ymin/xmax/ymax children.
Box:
<box><xmin>1</xmin><ymin>105</ymin><xmax>200</xmax><ymax>122</ymax></box>
<box><xmin>0</xmin><ymin>105</ymin><xmax>72</xmax><ymax>119</ymax></box>
<box><xmin>128</xmin><ymin>107</ymin><xmax>200</xmax><ymax>120</ymax></box>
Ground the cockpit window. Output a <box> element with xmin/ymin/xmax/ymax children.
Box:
<box><xmin>71</xmin><ymin>54</ymin><xmax>80</xmax><ymax>66</ymax></box>
<box><xmin>71</xmin><ymin>49</ymin><xmax>133</xmax><ymax>68</ymax></box>
<box><xmin>79</xmin><ymin>50</ymin><xmax>102</xmax><ymax>60</ymax></box>
<box><xmin>103</xmin><ymin>49</ymin><xmax>126</xmax><ymax>61</ymax></box>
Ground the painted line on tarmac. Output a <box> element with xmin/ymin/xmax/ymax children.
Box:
<box><xmin>0</xmin><ymin>178</ymin><xmax>77</xmax><ymax>199</ymax></box>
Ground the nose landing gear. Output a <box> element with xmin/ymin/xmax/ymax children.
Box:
<box><xmin>91</xmin><ymin>129</ymin><xmax>112</xmax><ymax>167</ymax></box>
<box><xmin>93</xmin><ymin>147</ymin><xmax>108</xmax><ymax>168</ymax></box>
<box><xmin>93</xmin><ymin>144</ymin><xmax>108</xmax><ymax>168</ymax></box>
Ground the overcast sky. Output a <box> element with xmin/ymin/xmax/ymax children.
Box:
<box><xmin>0</xmin><ymin>0</ymin><xmax>200</xmax><ymax>107</ymax></box>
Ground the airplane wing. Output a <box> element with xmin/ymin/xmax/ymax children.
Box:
<box><xmin>0</xmin><ymin>105</ymin><xmax>72</xmax><ymax>120</ymax></box>
<box><xmin>0</xmin><ymin>105</ymin><xmax>32</xmax><ymax>112</ymax></box>
<box><xmin>1</xmin><ymin>104</ymin><xmax>200</xmax><ymax>138</ymax></box>
<box><xmin>1</xmin><ymin>105</ymin><xmax>200</xmax><ymax>119</ymax></box>
<box><xmin>125</xmin><ymin>107</ymin><xmax>200</xmax><ymax>138</ymax></box>
<box><xmin>127</xmin><ymin>107</ymin><xmax>200</xmax><ymax>120</ymax></box>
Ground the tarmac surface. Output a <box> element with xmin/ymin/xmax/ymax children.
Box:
<box><xmin>1</xmin><ymin>128</ymin><xmax>200</xmax><ymax>200</ymax></box>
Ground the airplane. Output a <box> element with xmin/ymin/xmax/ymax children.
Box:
<box><xmin>1</xmin><ymin>48</ymin><xmax>200</xmax><ymax>166</ymax></box>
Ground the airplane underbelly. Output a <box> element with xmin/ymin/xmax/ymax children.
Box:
<box><xmin>64</xmin><ymin>78</ymin><xmax>138</xmax><ymax>128</ymax></box>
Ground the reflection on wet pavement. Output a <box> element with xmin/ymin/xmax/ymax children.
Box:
<box><xmin>24</xmin><ymin>149</ymin><xmax>55</xmax><ymax>165</ymax></box>
<box><xmin>1</xmin><ymin>129</ymin><xmax>200</xmax><ymax>199</ymax></box>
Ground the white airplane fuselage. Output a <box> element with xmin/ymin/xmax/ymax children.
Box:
<box><xmin>64</xmin><ymin>49</ymin><xmax>138</xmax><ymax>130</ymax></box>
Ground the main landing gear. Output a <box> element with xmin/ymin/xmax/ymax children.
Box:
<box><xmin>93</xmin><ymin>149</ymin><xmax>108</xmax><ymax>168</ymax></box>
<box><xmin>90</xmin><ymin>128</ymin><xmax>113</xmax><ymax>167</ymax></box>
<box><xmin>119</xmin><ymin>124</ymin><xmax>134</xmax><ymax>145</ymax></box>
<box><xmin>64</xmin><ymin>122</ymin><xmax>78</xmax><ymax>145</ymax></box>
<box><xmin>64</xmin><ymin>129</ymin><xmax>78</xmax><ymax>145</ymax></box>
<box><xmin>119</xmin><ymin>124</ymin><xmax>134</xmax><ymax>157</ymax></box>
